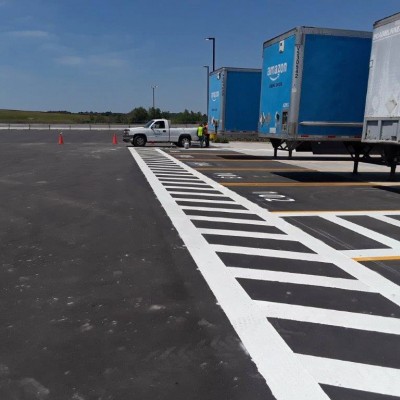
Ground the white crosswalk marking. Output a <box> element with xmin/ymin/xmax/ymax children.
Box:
<box><xmin>322</xmin><ymin>214</ymin><xmax>400</xmax><ymax>249</ymax></box>
<box><xmin>298</xmin><ymin>354</ymin><xmax>400</xmax><ymax>397</ymax></box>
<box><xmin>197</xmin><ymin>228</ymin><xmax>292</xmax><ymax>240</ymax></box>
<box><xmin>131</xmin><ymin>148</ymin><xmax>400</xmax><ymax>400</ymax></box>
<box><xmin>255</xmin><ymin>301</ymin><xmax>400</xmax><ymax>334</ymax></box>
<box><xmin>229</xmin><ymin>268</ymin><xmax>374</xmax><ymax>292</ymax></box>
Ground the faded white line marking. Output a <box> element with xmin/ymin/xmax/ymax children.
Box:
<box><xmin>372</xmin><ymin>214</ymin><xmax>400</xmax><ymax>228</ymax></box>
<box><xmin>322</xmin><ymin>215</ymin><xmax>400</xmax><ymax>250</ymax></box>
<box><xmin>343</xmin><ymin>249</ymin><xmax>400</xmax><ymax>259</ymax></box>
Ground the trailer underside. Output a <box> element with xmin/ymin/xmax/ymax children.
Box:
<box><xmin>269</xmin><ymin>138</ymin><xmax>400</xmax><ymax>179</ymax></box>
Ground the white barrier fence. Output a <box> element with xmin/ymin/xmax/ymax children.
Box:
<box><xmin>0</xmin><ymin>123</ymin><xmax>197</xmax><ymax>131</ymax></box>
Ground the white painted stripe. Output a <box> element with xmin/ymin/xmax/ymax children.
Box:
<box><xmin>164</xmin><ymin>186</ymin><xmax>219</xmax><ymax>191</ymax></box>
<box><xmin>273</xmin><ymin>211</ymin><xmax>400</xmax><ymax>217</ymax></box>
<box><xmin>160</xmin><ymin>150</ymin><xmax>400</xmax><ymax>306</ymax></box>
<box><xmin>211</xmin><ymin>244</ymin><xmax>325</xmax><ymax>262</ymax></box>
<box><xmin>180</xmin><ymin>206</ymin><xmax>252</xmax><ymax>214</ymax></box>
<box><xmin>149</xmin><ymin>166</ymin><xmax>184</xmax><ymax>169</ymax></box>
<box><xmin>163</xmin><ymin>182</ymin><xmax>210</xmax><ymax>186</ymax></box>
<box><xmin>156</xmin><ymin>175</ymin><xmax>201</xmax><ymax>183</ymax></box>
<box><xmin>158</xmin><ymin>177</ymin><xmax>202</xmax><ymax>181</ymax></box>
<box><xmin>255</xmin><ymin>300</ymin><xmax>400</xmax><ymax>335</ymax></box>
<box><xmin>176</xmin><ymin>199</ymin><xmax>236</xmax><ymax>205</ymax></box>
<box><xmin>129</xmin><ymin>148</ymin><xmax>330</xmax><ymax>400</ymax></box>
<box><xmin>198</xmin><ymin>228</ymin><xmax>293</xmax><ymax>240</ymax></box>
<box><xmin>150</xmin><ymin>168</ymin><xmax>186</xmax><ymax>172</ymax></box>
<box><xmin>145</xmin><ymin>162</ymin><xmax>177</xmax><ymax>166</ymax></box>
<box><xmin>189</xmin><ymin>215</ymin><xmax>276</xmax><ymax>225</ymax></box>
<box><xmin>298</xmin><ymin>354</ymin><xmax>400</xmax><ymax>397</ymax></box>
<box><xmin>372</xmin><ymin>214</ymin><xmax>400</xmax><ymax>228</ymax></box>
<box><xmin>154</xmin><ymin>172</ymin><xmax>194</xmax><ymax>176</ymax></box>
<box><xmin>322</xmin><ymin>215</ymin><xmax>400</xmax><ymax>250</ymax></box>
<box><xmin>229</xmin><ymin>267</ymin><xmax>373</xmax><ymax>292</ymax></box>
<box><xmin>169</xmin><ymin>191</ymin><xmax>228</xmax><ymax>198</ymax></box>
<box><xmin>343</xmin><ymin>249</ymin><xmax>400</xmax><ymax>259</ymax></box>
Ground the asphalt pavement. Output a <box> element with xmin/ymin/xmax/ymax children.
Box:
<box><xmin>0</xmin><ymin>131</ymin><xmax>272</xmax><ymax>400</ymax></box>
<box><xmin>1</xmin><ymin>131</ymin><xmax>400</xmax><ymax>400</ymax></box>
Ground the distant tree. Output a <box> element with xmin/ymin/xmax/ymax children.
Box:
<box><xmin>128</xmin><ymin>107</ymin><xmax>149</xmax><ymax>123</ymax></box>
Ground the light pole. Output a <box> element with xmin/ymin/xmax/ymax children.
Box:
<box><xmin>203</xmin><ymin>65</ymin><xmax>209</xmax><ymax>123</ymax></box>
<box><xmin>151</xmin><ymin>85</ymin><xmax>158</xmax><ymax>116</ymax></box>
<box><xmin>205</xmin><ymin>37</ymin><xmax>215</xmax><ymax>72</ymax></box>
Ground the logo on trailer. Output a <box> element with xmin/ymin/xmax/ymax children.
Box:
<box><xmin>211</xmin><ymin>91</ymin><xmax>220</xmax><ymax>102</ymax></box>
<box><xmin>267</xmin><ymin>63</ymin><xmax>287</xmax><ymax>82</ymax></box>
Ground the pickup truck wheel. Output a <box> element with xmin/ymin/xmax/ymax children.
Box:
<box><xmin>178</xmin><ymin>136</ymin><xmax>191</xmax><ymax>148</ymax></box>
<box><xmin>133</xmin><ymin>135</ymin><xmax>146</xmax><ymax>147</ymax></box>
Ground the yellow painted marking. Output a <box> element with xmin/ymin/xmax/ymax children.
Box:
<box><xmin>220</xmin><ymin>182</ymin><xmax>400</xmax><ymax>187</ymax></box>
<box><xmin>353</xmin><ymin>256</ymin><xmax>400</xmax><ymax>262</ymax></box>
<box><xmin>195</xmin><ymin>167</ymin><xmax>312</xmax><ymax>172</ymax></box>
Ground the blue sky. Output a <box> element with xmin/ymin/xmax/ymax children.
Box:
<box><xmin>0</xmin><ymin>0</ymin><xmax>399</xmax><ymax>113</ymax></box>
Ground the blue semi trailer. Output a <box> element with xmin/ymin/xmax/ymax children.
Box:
<box><xmin>208</xmin><ymin>67</ymin><xmax>261</xmax><ymax>134</ymax></box>
<box><xmin>258</xmin><ymin>27</ymin><xmax>372</xmax><ymax>157</ymax></box>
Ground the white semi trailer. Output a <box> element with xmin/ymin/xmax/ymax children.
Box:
<box><xmin>362</xmin><ymin>12</ymin><xmax>400</xmax><ymax>175</ymax></box>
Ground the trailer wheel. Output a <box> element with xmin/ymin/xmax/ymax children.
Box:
<box><xmin>178</xmin><ymin>136</ymin><xmax>191</xmax><ymax>148</ymax></box>
<box><xmin>133</xmin><ymin>135</ymin><xmax>146</xmax><ymax>147</ymax></box>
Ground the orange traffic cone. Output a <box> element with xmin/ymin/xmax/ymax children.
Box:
<box><xmin>58</xmin><ymin>132</ymin><xmax>64</xmax><ymax>145</ymax></box>
<box><xmin>112</xmin><ymin>133</ymin><xmax>118</xmax><ymax>145</ymax></box>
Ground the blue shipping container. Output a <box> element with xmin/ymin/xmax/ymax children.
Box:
<box><xmin>208</xmin><ymin>67</ymin><xmax>261</xmax><ymax>133</ymax></box>
<box><xmin>259</xmin><ymin>27</ymin><xmax>372</xmax><ymax>144</ymax></box>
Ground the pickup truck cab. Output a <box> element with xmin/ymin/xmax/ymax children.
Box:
<box><xmin>123</xmin><ymin>119</ymin><xmax>199</xmax><ymax>147</ymax></box>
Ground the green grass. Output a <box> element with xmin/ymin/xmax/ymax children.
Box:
<box><xmin>0</xmin><ymin>109</ymin><xmax>102</xmax><ymax>124</ymax></box>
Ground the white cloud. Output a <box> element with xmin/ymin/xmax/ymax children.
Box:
<box><xmin>7</xmin><ymin>30</ymin><xmax>50</xmax><ymax>39</ymax></box>
<box><xmin>56</xmin><ymin>56</ymin><xmax>83</xmax><ymax>66</ymax></box>
<box><xmin>55</xmin><ymin>54</ymin><xmax>126</xmax><ymax>68</ymax></box>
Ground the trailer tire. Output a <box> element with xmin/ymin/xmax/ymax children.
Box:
<box><xmin>133</xmin><ymin>135</ymin><xmax>146</xmax><ymax>147</ymax></box>
<box><xmin>178</xmin><ymin>136</ymin><xmax>191</xmax><ymax>148</ymax></box>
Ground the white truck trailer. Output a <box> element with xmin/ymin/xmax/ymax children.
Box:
<box><xmin>123</xmin><ymin>119</ymin><xmax>199</xmax><ymax>147</ymax></box>
<box><xmin>362</xmin><ymin>12</ymin><xmax>400</xmax><ymax>175</ymax></box>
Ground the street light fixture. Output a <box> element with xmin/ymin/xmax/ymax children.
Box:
<box><xmin>205</xmin><ymin>37</ymin><xmax>216</xmax><ymax>72</ymax></box>
<box><xmin>151</xmin><ymin>85</ymin><xmax>158</xmax><ymax>118</ymax></box>
<box><xmin>203</xmin><ymin>65</ymin><xmax>209</xmax><ymax>122</ymax></box>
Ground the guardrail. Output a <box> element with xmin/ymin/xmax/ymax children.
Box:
<box><xmin>0</xmin><ymin>123</ymin><xmax>198</xmax><ymax>130</ymax></box>
<box><xmin>0</xmin><ymin>123</ymin><xmax>136</xmax><ymax>131</ymax></box>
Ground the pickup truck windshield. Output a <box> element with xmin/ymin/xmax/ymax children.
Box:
<box><xmin>144</xmin><ymin>120</ymin><xmax>155</xmax><ymax>128</ymax></box>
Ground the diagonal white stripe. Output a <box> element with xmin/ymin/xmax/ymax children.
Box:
<box><xmin>298</xmin><ymin>354</ymin><xmax>400</xmax><ymax>397</ymax></box>
<box><xmin>322</xmin><ymin>215</ymin><xmax>400</xmax><ymax>250</ymax></box>
<box><xmin>189</xmin><ymin>215</ymin><xmax>276</xmax><ymax>225</ymax></box>
<box><xmin>198</xmin><ymin>228</ymin><xmax>292</xmax><ymax>240</ymax></box>
<box><xmin>229</xmin><ymin>267</ymin><xmax>374</xmax><ymax>292</ymax></box>
<box><xmin>211</xmin><ymin>244</ymin><xmax>325</xmax><ymax>262</ymax></box>
<box><xmin>181</xmin><ymin>206</ymin><xmax>252</xmax><ymax>214</ymax></box>
<box><xmin>255</xmin><ymin>300</ymin><xmax>400</xmax><ymax>334</ymax></box>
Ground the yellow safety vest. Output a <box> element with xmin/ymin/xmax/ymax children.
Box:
<box><xmin>197</xmin><ymin>126</ymin><xmax>203</xmax><ymax>137</ymax></box>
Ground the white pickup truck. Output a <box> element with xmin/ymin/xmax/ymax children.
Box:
<box><xmin>123</xmin><ymin>119</ymin><xmax>199</xmax><ymax>147</ymax></box>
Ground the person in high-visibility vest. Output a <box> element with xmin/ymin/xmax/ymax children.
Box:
<box><xmin>203</xmin><ymin>123</ymin><xmax>210</xmax><ymax>147</ymax></box>
<box><xmin>197</xmin><ymin>123</ymin><xmax>204</xmax><ymax>148</ymax></box>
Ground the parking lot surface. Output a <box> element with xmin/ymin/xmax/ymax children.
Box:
<box><xmin>1</xmin><ymin>131</ymin><xmax>400</xmax><ymax>399</ymax></box>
